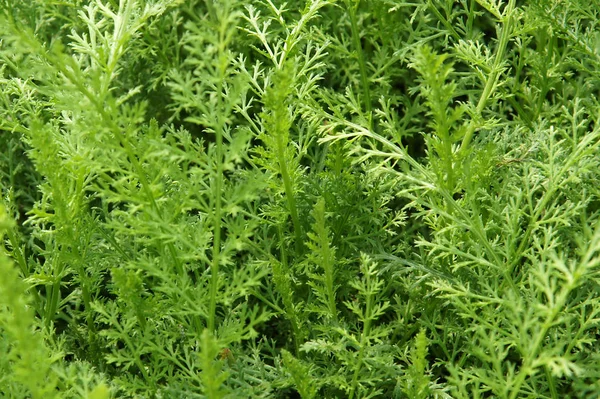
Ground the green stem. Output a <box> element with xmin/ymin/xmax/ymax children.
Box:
<box><xmin>5</xmin><ymin>227</ymin><xmax>42</xmax><ymax>314</ymax></box>
<box><xmin>45</xmin><ymin>279</ymin><xmax>61</xmax><ymax>328</ymax></box>
<box><xmin>504</xmin><ymin>131</ymin><xmax>600</xmax><ymax>287</ymax></box>
<box><xmin>117</xmin><ymin>319</ymin><xmax>152</xmax><ymax>385</ymax></box>
<box><xmin>348</xmin><ymin>289</ymin><xmax>372</xmax><ymax>399</ymax></box>
<box><xmin>276</xmin><ymin>227</ymin><xmax>301</xmax><ymax>355</ymax></box>
<box><xmin>276</xmin><ymin>133</ymin><xmax>303</xmax><ymax>256</ymax></box>
<box><xmin>317</xmin><ymin>200</ymin><xmax>338</xmax><ymax>323</ymax></box>
<box><xmin>326</xmin><ymin>271</ymin><xmax>337</xmax><ymax>324</ymax></box>
<box><xmin>427</xmin><ymin>0</ymin><xmax>461</xmax><ymax>41</ymax></box>
<box><xmin>441</xmin><ymin>125</ymin><xmax>455</xmax><ymax>191</ymax></box>
<box><xmin>208</xmin><ymin>105</ymin><xmax>223</xmax><ymax>333</ymax></box>
<box><xmin>459</xmin><ymin>0</ymin><xmax>516</xmax><ymax>154</ymax></box>
<box><xmin>204</xmin><ymin>0</ymin><xmax>217</xmax><ymax>22</ymax></box>
<box><xmin>73</xmin><ymin>245</ymin><xmax>97</xmax><ymax>335</ymax></box>
<box><xmin>208</xmin><ymin>10</ymin><xmax>230</xmax><ymax>333</ymax></box>
<box><xmin>535</xmin><ymin>33</ymin><xmax>554</xmax><ymax>119</ymax></box>
<box><xmin>508</xmin><ymin>229</ymin><xmax>600</xmax><ymax>396</ymax></box>
<box><xmin>507</xmin><ymin>285</ymin><xmax>573</xmax><ymax>399</ymax></box>
<box><xmin>545</xmin><ymin>366</ymin><xmax>558</xmax><ymax>399</ymax></box>
<box><xmin>346</xmin><ymin>0</ymin><xmax>372</xmax><ymax>127</ymax></box>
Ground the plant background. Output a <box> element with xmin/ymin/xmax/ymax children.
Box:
<box><xmin>1</xmin><ymin>0</ymin><xmax>600</xmax><ymax>398</ymax></box>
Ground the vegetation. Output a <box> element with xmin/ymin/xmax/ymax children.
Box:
<box><xmin>1</xmin><ymin>0</ymin><xmax>600</xmax><ymax>397</ymax></box>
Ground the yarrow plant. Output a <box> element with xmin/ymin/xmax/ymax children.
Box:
<box><xmin>1</xmin><ymin>0</ymin><xmax>600</xmax><ymax>398</ymax></box>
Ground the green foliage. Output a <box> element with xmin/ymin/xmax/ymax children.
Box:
<box><xmin>401</xmin><ymin>329</ymin><xmax>432</xmax><ymax>399</ymax></box>
<box><xmin>305</xmin><ymin>197</ymin><xmax>338</xmax><ymax>322</ymax></box>
<box><xmin>0</xmin><ymin>205</ymin><xmax>58</xmax><ymax>398</ymax></box>
<box><xmin>409</xmin><ymin>45</ymin><xmax>466</xmax><ymax>191</ymax></box>
<box><xmin>282</xmin><ymin>349</ymin><xmax>318</xmax><ymax>399</ymax></box>
<box><xmin>2</xmin><ymin>0</ymin><xmax>600</xmax><ymax>397</ymax></box>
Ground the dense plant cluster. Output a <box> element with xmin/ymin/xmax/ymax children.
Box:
<box><xmin>1</xmin><ymin>0</ymin><xmax>600</xmax><ymax>398</ymax></box>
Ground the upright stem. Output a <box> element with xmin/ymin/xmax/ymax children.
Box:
<box><xmin>346</xmin><ymin>0</ymin><xmax>372</xmax><ymax>127</ymax></box>
<box><xmin>5</xmin><ymin>227</ymin><xmax>42</xmax><ymax>314</ymax></box>
<box><xmin>348</xmin><ymin>287</ymin><xmax>372</xmax><ymax>399</ymax></box>
<box><xmin>276</xmin><ymin>134</ymin><xmax>303</xmax><ymax>256</ymax></box>
<box><xmin>277</xmin><ymin>226</ymin><xmax>301</xmax><ymax>355</ymax></box>
<box><xmin>459</xmin><ymin>0</ymin><xmax>515</xmax><ymax>155</ymax></box>
<box><xmin>204</xmin><ymin>0</ymin><xmax>217</xmax><ymax>22</ymax></box>
<box><xmin>208</xmin><ymin>110</ymin><xmax>223</xmax><ymax>333</ymax></box>
<box><xmin>208</xmin><ymin>6</ymin><xmax>228</xmax><ymax>333</ymax></box>
<box><xmin>73</xmin><ymin>246</ymin><xmax>97</xmax><ymax>335</ymax></box>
